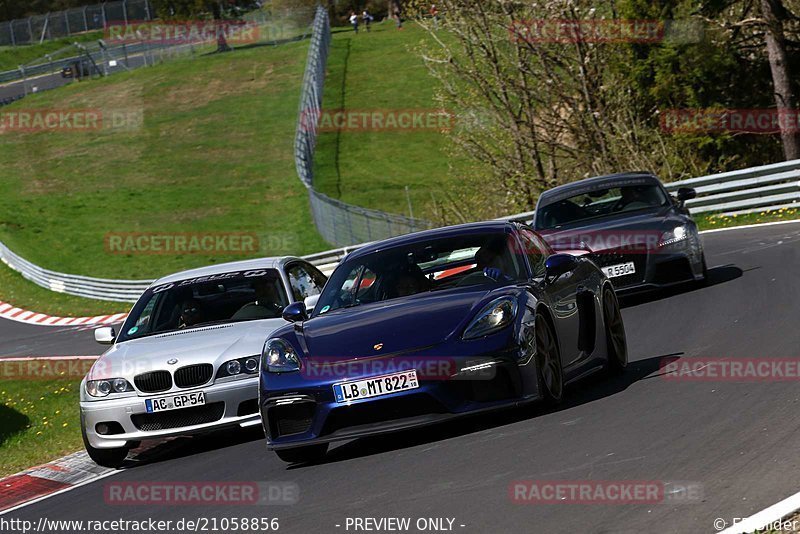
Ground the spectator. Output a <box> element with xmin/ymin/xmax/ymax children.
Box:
<box><xmin>349</xmin><ymin>11</ymin><xmax>359</xmax><ymax>33</ymax></box>
<box><xmin>394</xmin><ymin>5</ymin><xmax>403</xmax><ymax>30</ymax></box>
<box><xmin>430</xmin><ymin>4</ymin><xmax>439</xmax><ymax>30</ymax></box>
<box><xmin>362</xmin><ymin>9</ymin><xmax>373</xmax><ymax>32</ymax></box>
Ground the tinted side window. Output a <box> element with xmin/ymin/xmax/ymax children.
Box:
<box><xmin>518</xmin><ymin>229</ymin><xmax>549</xmax><ymax>277</ymax></box>
<box><xmin>286</xmin><ymin>263</ymin><xmax>327</xmax><ymax>301</ymax></box>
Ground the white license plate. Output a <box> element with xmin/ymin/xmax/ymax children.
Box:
<box><xmin>145</xmin><ymin>391</ymin><xmax>206</xmax><ymax>413</ymax></box>
<box><xmin>603</xmin><ymin>262</ymin><xmax>636</xmax><ymax>278</ymax></box>
<box><xmin>333</xmin><ymin>370</ymin><xmax>419</xmax><ymax>403</ymax></box>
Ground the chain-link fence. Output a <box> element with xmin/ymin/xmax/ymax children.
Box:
<box><xmin>0</xmin><ymin>0</ymin><xmax>153</xmax><ymax>47</ymax></box>
<box><xmin>294</xmin><ymin>7</ymin><xmax>433</xmax><ymax>247</ymax></box>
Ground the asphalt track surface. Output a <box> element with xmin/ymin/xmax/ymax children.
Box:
<box><xmin>4</xmin><ymin>222</ymin><xmax>800</xmax><ymax>533</ymax></box>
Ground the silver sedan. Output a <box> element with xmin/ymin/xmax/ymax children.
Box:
<box><xmin>80</xmin><ymin>256</ymin><xmax>327</xmax><ymax>467</ymax></box>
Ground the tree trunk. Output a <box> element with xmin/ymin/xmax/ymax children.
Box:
<box><xmin>761</xmin><ymin>0</ymin><xmax>800</xmax><ymax>159</ymax></box>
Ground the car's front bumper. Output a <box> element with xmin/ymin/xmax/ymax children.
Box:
<box><xmin>81</xmin><ymin>376</ymin><xmax>260</xmax><ymax>449</ymax></box>
<box><xmin>260</xmin><ymin>345</ymin><xmax>540</xmax><ymax>451</ymax></box>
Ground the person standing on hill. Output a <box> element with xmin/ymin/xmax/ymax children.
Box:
<box><xmin>394</xmin><ymin>5</ymin><xmax>403</xmax><ymax>30</ymax></box>
<box><xmin>430</xmin><ymin>4</ymin><xmax>439</xmax><ymax>29</ymax></box>
<box><xmin>349</xmin><ymin>11</ymin><xmax>359</xmax><ymax>33</ymax></box>
<box><xmin>362</xmin><ymin>9</ymin><xmax>374</xmax><ymax>32</ymax></box>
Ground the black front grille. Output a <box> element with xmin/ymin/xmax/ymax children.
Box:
<box><xmin>174</xmin><ymin>364</ymin><xmax>213</xmax><ymax>388</ymax></box>
<box><xmin>321</xmin><ymin>394</ymin><xmax>445</xmax><ymax>436</ymax></box>
<box><xmin>592</xmin><ymin>248</ymin><xmax>648</xmax><ymax>287</ymax></box>
<box><xmin>131</xmin><ymin>402</ymin><xmax>225</xmax><ymax>431</ymax></box>
<box><xmin>134</xmin><ymin>371</ymin><xmax>172</xmax><ymax>393</ymax></box>
<box><xmin>267</xmin><ymin>403</ymin><xmax>315</xmax><ymax>438</ymax></box>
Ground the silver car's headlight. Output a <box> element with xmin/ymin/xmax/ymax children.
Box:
<box><xmin>463</xmin><ymin>297</ymin><xmax>518</xmax><ymax>340</ymax></box>
<box><xmin>659</xmin><ymin>225</ymin><xmax>689</xmax><ymax>247</ymax></box>
<box><xmin>86</xmin><ymin>378</ymin><xmax>133</xmax><ymax>397</ymax></box>
<box><xmin>262</xmin><ymin>338</ymin><xmax>300</xmax><ymax>373</ymax></box>
<box><xmin>216</xmin><ymin>356</ymin><xmax>260</xmax><ymax>379</ymax></box>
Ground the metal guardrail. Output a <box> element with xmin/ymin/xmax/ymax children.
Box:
<box><xmin>2</xmin><ymin>159</ymin><xmax>800</xmax><ymax>304</ymax></box>
<box><xmin>294</xmin><ymin>7</ymin><xmax>432</xmax><ymax>247</ymax></box>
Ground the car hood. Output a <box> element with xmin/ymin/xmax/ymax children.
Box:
<box><xmin>299</xmin><ymin>287</ymin><xmax>509</xmax><ymax>360</ymax></box>
<box><xmin>540</xmin><ymin>207</ymin><xmax>688</xmax><ymax>253</ymax></box>
<box><xmin>88</xmin><ymin>319</ymin><xmax>287</xmax><ymax>380</ymax></box>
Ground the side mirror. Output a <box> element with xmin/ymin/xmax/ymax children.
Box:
<box><xmin>544</xmin><ymin>253</ymin><xmax>578</xmax><ymax>280</ymax></box>
<box><xmin>94</xmin><ymin>326</ymin><xmax>116</xmax><ymax>345</ymax></box>
<box><xmin>282</xmin><ymin>302</ymin><xmax>308</xmax><ymax>323</ymax></box>
<box><xmin>676</xmin><ymin>187</ymin><xmax>697</xmax><ymax>202</ymax></box>
<box><xmin>303</xmin><ymin>294</ymin><xmax>321</xmax><ymax>313</ymax></box>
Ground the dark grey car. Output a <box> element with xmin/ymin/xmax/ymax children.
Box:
<box><xmin>533</xmin><ymin>172</ymin><xmax>707</xmax><ymax>293</ymax></box>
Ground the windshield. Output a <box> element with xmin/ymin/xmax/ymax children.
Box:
<box><xmin>313</xmin><ymin>232</ymin><xmax>524</xmax><ymax>316</ymax></box>
<box><xmin>536</xmin><ymin>183</ymin><xmax>669</xmax><ymax>230</ymax></box>
<box><xmin>118</xmin><ymin>269</ymin><xmax>288</xmax><ymax>342</ymax></box>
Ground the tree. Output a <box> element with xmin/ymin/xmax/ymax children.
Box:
<box><xmin>150</xmin><ymin>0</ymin><xmax>253</xmax><ymax>52</ymax></box>
<box><xmin>760</xmin><ymin>0</ymin><xmax>800</xmax><ymax>159</ymax></box>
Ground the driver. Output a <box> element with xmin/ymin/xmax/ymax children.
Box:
<box><xmin>232</xmin><ymin>278</ymin><xmax>284</xmax><ymax>320</ymax></box>
<box><xmin>178</xmin><ymin>299</ymin><xmax>203</xmax><ymax>328</ymax></box>
<box><xmin>475</xmin><ymin>236</ymin><xmax>512</xmax><ymax>281</ymax></box>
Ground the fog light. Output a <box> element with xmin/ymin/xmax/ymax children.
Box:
<box><xmin>96</xmin><ymin>423</ymin><xmax>110</xmax><ymax>435</ymax></box>
<box><xmin>227</xmin><ymin>360</ymin><xmax>241</xmax><ymax>375</ymax></box>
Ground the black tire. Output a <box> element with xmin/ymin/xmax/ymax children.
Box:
<box><xmin>602</xmin><ymin>287</ymin><xmax>628</xmax><ymax>374</ymax></box>
<box><xmin>81</xmin><ymin>422</ymin><xmax>129</xmax><ymax>468</ymax></box>
<box><xmin>535</xmin><ymin>312</ymin><xmax>564</xmax><ymax>405</ymax></box>
<box><xmin>275</xmin><ymin>444</ymin><xmax>328</xmax><ymax>464</ymax></box>
<box><xmin>698</xmin><ymin>252</ymin><xmax>709</xmax><ymax>286</ymax></box>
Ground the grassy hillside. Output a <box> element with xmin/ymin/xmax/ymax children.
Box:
<box><xmin>313</xmin><ymin>22</ymin><xmax>460</xmax><ymax>222</ymax></box>
<box><xmin>0</xmin><ymin>39</ymin><xmax>330</xmax><ymax>314</ymax></box>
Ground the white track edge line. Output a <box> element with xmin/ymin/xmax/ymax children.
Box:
<box><xmin>719</xmin><ymin>489</ymin><xmax>800</xmax><ymax>533</ymax></box>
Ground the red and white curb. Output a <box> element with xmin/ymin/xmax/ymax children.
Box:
<box><xmin>0</xmin><ymin>451</ymin><xmax>117</xmax><ymax>514</ymax></box>
<box><xmin>0</xmin><ymin>301</ymin><xmax>127</xmax><ymax>327</ymax></box>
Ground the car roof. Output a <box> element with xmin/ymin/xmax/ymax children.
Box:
<box><xmin>536</xmin><ymin>172</ymin><xmax>661</xmax><ymax>207</ymax></box>
<box><xmin>151</xmin><ymin>256</ymin><xmax>300</xmax><ymax>286</ymax></box>
<box><xmin>345</xmin><ymin>220</ymin><xmax>515</xmax><ymax>262</ymax></box>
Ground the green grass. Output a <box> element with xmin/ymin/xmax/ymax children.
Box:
<box><xmin>313</xmin><ymin>22</ymin><xmax>458</xmax><ymax>221</ymax></box>
<box><xmin>695</xmin><ymin>206</ymin><xmax>800</xmax><ymax>231</ymax></box>
<box><xmin>0</xmin><ymin>32</ymin><xmax>104</xmax><ymax>73</ymax></box>
<box><xmin>0</xmin><ymin>376</ymin><xmax>82</xmax><ymax>477</ymax></box>
<box><xmin>0</xmin><ymin>39</ymin><xmax>331</xmax><ymax>315</ymax></box>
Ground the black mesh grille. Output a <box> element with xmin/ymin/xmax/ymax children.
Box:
<box><xmin>591</xmin><ymin>248</ymin><xmax>648</xmax><ymax>287</ymax></box>
<box><xmin>321</xmin><ymin>394</ymin><xmax>444</xmax><ymax>436</ymax></box>
<box><xmin>134</xmin><ymin>371</ymin><xmax>172</xmax><ymax>393</ymax></box>
<box><xmin>131</xmin><ymin>402</ymin><xmax>224</xmax><ymax>431</ymax></box>
<box><xmin>268</xmin><ymin>403</ymin><xmax>314</xmax><ymax>438</ymax></box>
<box><xmin>174</xmin><ymin>364</ymin><xmax>213</xmax><ymax>388</ymax></box>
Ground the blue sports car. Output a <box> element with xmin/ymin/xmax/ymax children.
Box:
<box><xmin>259</xmin><ymin>221</ymin><xmax>627</xmax><ymax>464</ymax></box>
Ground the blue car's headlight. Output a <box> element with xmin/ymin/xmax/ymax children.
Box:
<box><xmin>463</xmin><ymin>297</ymin><xmax>518</xmax><ymax>340</ymax></box>
<box><xmin>262</xmin><ymin>338</ymin><xmax>301</xmax><ymax>373</ymax></box>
